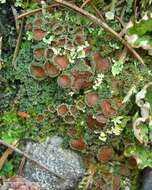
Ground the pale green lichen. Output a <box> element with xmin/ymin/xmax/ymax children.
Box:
<box><xmin>111</xmin><ymin>59</ymin><xmax>124</xmax><ymax>76</ymax></box>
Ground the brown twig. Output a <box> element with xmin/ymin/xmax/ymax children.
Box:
<box><xmin>12</xmin><ymin>19</ymin><xmax>24</xmax><ymax>67</ymax></box>
<box><xmin>115</xmin><ymin>16</ymin><xmax>125</xmax><ymax>28</ymax></box>
<box><xmin>17</xmin><ymin>3</ymin><xmax>59</xmax><ymax>20</ymax></box>
<box><xmin>0</xmin><ymin>141</ymin><xmax>18</xmax><ymax>170</ymax></box>
<box><xmin>134</xmin><ymin>0</ymin><xmax>138</xmax><ymax>20</ymax></box>
<box><xmin>0</xmin><ymin>36</ymin><xmax>2</xmax><ymax>59</ymax></box>
<box><xmin>0</xmin><ymin>139</ymin><xmax>65</xmax><ymax>180</ymax></box>
<box><xmin>53</xmin><ymin>0</ymin><xmax>144</xmax><ymax>65</ymax></box>
<box><xmin>120</xmin><ymin>47</ymin><xmax>127</xmax><ymax>61</ymax></box>
<box><xmin>11</xmin><ymin>5</ymin><xmax>19</xmax><ymax>33</ymax></box>
<box><xmin>89</xmin><ymin>2</ymin><xmax>105</xmax><ymax>21</ymax></box>
<box><xmin>103</xmin><ymin>0</ymin><xmax>125</xmax><ymax>12</ymax></box>
<box><xmin>119</xmin><ymin>24</ymin><xmax>128</xmax><ymax>37</ymax></box>
<box><xmin>17</xmin><ymin>143</ymin><xmax>31</xmax><ymax>175</ymax></box>
<box><xmin>115</xmin><ymin>4</ymin><xmax>126</xmax><ymax>28</ymax></box>
<box><xmin>0</xmin><ymin>36</ymin><xmax>3</xmax><ymax>69</ymax></box>
<box><xmin>17</xmin><ymin>156</ymin><xmax>26</xmax><ymax>176</ymax></box>
<box><xmin>120</xmin><ymin>4</ymin><xmax>126</xmax><ymax>23</ymax></box>
<box><xmin>81</xmin><ymin>0</ymin><xmax>91</xmax><ymax>8</ymax></box>
<box><xmin>17</xmin><ymin>8</ymin><xmax>42</xmax><ymax>19</ymax></box>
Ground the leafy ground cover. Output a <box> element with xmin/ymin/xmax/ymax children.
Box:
<box><xmin>0</xmin><ymin>0</ymin><xmax>152</xmax><ymax>189</ymax></box>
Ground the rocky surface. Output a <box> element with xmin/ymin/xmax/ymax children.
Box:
<box><xmin>138</xmin><ymin>167</ymin><xmax>152</xmax><ymax>190</ymax></box>
<box><xmin>22</xmin><ymin>136</ymin><xmax>85</xmax><ymax>190</ymax></box>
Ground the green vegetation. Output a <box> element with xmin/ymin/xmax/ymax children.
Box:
<box><xmin>0</xmin><ymin>0</ymin><xmax>152</xmax><ymax>189</ymax></box>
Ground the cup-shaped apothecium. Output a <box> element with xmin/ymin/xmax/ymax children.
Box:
<box><xmin>92</xmin><ymin>52</ymin><xmax>111</xmax><ymax>73</ymax></box>
<box><xmin>69</xmin><ymin>138</ymin><xmax>86</xmax><ymax>151</ymax></box>
<box><xmin>57</xmin><ymin>103</ymin><xmax>69</xmax><ymax>117</ymax></box>
<box><xmin>57</xmin><ymin>75</ymin><xmax>71</xmax><ymax>89</ymax></box>
<box><xmin>30</xmin><ymin>64</ymin><xmax>46</xmax><ymax>80</ymax></box>
<box><xmin>54</xmin><ymin>55</ymin><xmax>69</xmax><ymax>70</ymax></box>
<box><xmin>44</xmin><ymin>62</ymin><xmax>60</xmax><ymax>77</ymax></box>
<box><xmin>32</xmin><ymin>29</ymin><xmax>46</xmax><ymax>41</ymax></box>
<box><xmin>85</xmin><ymin>91</ymin><xmax>98</xmax><ymax>107</ymax></box>
<box><xmin>34</xmin><ymin>48</ymin><xmax>45</xmax><ymax>60</ymax></box>
<box><xmin>97</xmin><ymin>146</ymin><xmax>114</xmax><ymax>162</ymax></box>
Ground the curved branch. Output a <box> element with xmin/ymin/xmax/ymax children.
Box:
<box><xmin>54</xmin><ymin>0</ymin><xmax>144</xmax><ymax>65</ymax></box>
<box><xmin>17</xmin><ymin>3</ymin><xmax>59</xmax><ymax>20</ymax></box>
<box><xmin>0</xmin><ymin>140</ymin><xmax>65</xmax><ymax>180</ymax></box>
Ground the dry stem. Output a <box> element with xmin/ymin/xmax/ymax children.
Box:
<box><xmin>81</xmin><ymin>0</ymin><xmax>91</xmax><ymax>8</ymax></box>
<box><xmin>11</xmin><ymin>5</ymin><xmax>19</xmax><ymax>33</ymax></box>
<box><xmin>17</xmin><ymin>3</ymin><xmax>59</xmax><ymax>20</ymax></box>
<box><xmin>0</xmin><ymin>140</ymin><xmax>65</xmax><ymax>180</ymax></box>
<box><xmin>12</xmin><ymin>19</ymin><xmax>24</xmax><ymax>67</ymax></box>
<box><xmin>53</xmin><ymin>0</ymin><xmax>144</xmax><ymax>65</ymax></box>
<box><xmin>90</xmin><ymin>2</ymin><xmax>105</xmax><ymax>21</ymax></box>
<box><xmin>0</xmin><ymin>141</ymin><xmax>18</xmax><ymax>170</ymax></box>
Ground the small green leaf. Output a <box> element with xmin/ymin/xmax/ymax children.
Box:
<box><xmin>124</xmin><ymin>144</ymin><xmax>152</xmax><ymax>169</ymax></box>
<box><xmin>105</xmin><ymin>11</ymin><xmax>115</xmax><ymax>20</ymax></box>
<box><xmin>111</xmin><ymin>59</ymin><xmax>124</xmax><ymax>76</ymax></box>
<box><xmin>2</xmin><ymin>133</ymin><xmax>16</xmax><ymax>144</ymax></box>
<box><xmin>0</xmin><ymin>161</ymin><xmax>13</xmax><ymax>176</ymax></box>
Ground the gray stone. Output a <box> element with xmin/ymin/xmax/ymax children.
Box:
<box><xmin>138</xmin><ymin>167</ymin><xmax>152</xmax><ymax>190</ymax></box>
<box><xmin>22</xmin><ymin>136</ymin><xmax>85</xmax><ymax>190</ymax></box>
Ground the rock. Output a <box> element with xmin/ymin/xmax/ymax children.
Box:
<box><xmin>138</xmin><ymin>167</ymin><xmax>152</xmax><ymax>190</ymax></box>
<box><xmin>22</xmin><ymin>136</ymin><xmax>85</xmax><ymax>190</ymax></box>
